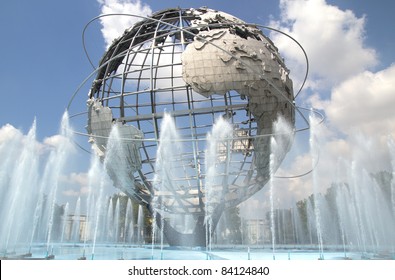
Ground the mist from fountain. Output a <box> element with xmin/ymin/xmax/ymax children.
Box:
<box><xmin>124</xmin><ymin>198</ymin><xmax>134</xmax><ymax>243</ymax></box>
<box><xmin>151</xmin><ymin>112</ymin><xmax>185</xmax><ymax>254</ymax></box>
<box><xmin>114</xmin><ymin>197</ymin><xmax>121</xmax><ymax>243</ymax></box>
<box><xmin>60</xmin><ymin>202</ymin><xmax>69</xmax><ymax>244</ymax></box>
<box><xmin>309</xmin><ymin>113</ymin><xmax>325</xmax><ymax>259</ymax></box>
<box><xmin>269</xmin><ymin>115</ymin><xmax>295</xmax><ymax>259</ymax></box>
<box><xmin>388</xmin><ymin>137</ymin><xmax>395</xmax><ymax>215</ymax></box>
<box><xmin>204</xmin><ymin>117</ymin><xmax>233</xmax><ymax>251</ymax></box>
<box><xmin>215</xmin><ymin>212</ymin><xmax>228</xmax><ymax>245</ymax></box>
<box><xmin>89</xmin><ymin>144</ymin><xmax>109</xmax><ymax>259</ymax></box>
<box><xmin>269</xmin><ymin>153</ymin><xmax>276</xmax><ymax>259</ymax></box>
<box><xmin>0</xmin><ymin>120</ymin><xmax>39</xmax><ymax>254</ymax></box>
<box><xmin>105</xmin><ymin>198</ymin><xmax>114</xmax><ymax>242</ymax></box>
<box><xmin>1</xmin><ymin>111</ymin><xmax>395</xmax><ymax>259</ymax></box>
<box><xmin>0</xmin><ymin>112</ymin><xmax>75</xmax><ymax>257</ymax></box>
<box><xmin>43</xmin><ymin>112</ymin><xmax>73</xmax><ymax>255</ymax></box>
<box><xmin>71</xmin><ymin>197</ymin><xmax>81</xmax><ymax>242</ymax></box>
<box><xmin>333</xmin><ymin>160</ymin><xmax>395</xmax><ymax>253</ymax></box>
<box><xmin>137</xmin><ymin>205</ymin><xmax>144</xmax><ymax>244</ymax></box>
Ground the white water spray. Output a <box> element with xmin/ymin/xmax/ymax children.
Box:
<box><xmin>388</xmin><ymin>137</ymin><xmax>395</xmax><ymax>215</ymax></box>
<box><xmin>137</xmin><ymin>205</ymin><xmax>144</xmax><ymax>244</ymax></box>
<box><xmin>124</xmin><ymin>198</ymin><xmax>134</xmax><ymax>243</ymax></box>
<box><xmin>71</xmin><ymin>197</ymin><xmax>81</xmax><ymax>242</ymax></box>
<box><xmin>269</xmin><ymin>139</ymin><xmax>276</xmax><ymax>260</ymax></box>
<box><xmin>205</xmin><ymin>117</ymin><xmax>233</xmax><ymax>251</ymax></box>
<box><xmin>152</xmin><ymin>113</ymin><xmax>184</xmax><ymax>252</ymax></box>
<box><xmin>92</xmin><ymin>122</ymin><xmax>129</xmax><ymax>259</ymax></box>
<box><xmin>309</xmin><ymin>112</ymin><xmax>324</xmax><ymax>259</ymax></box>
<box><xmin>1</xmin><ymin>120</ymin><xmax>39</xmax><ymax>253</ymax></box>
<box><xmin>269</xmin><ymin>116</ymin><xmax>294</xmax><ymax>260</ymax></box>
<box><xmin>43</xmin><ymin>112</ymin><xmax>74</xmax><ymax>254</ymax></box>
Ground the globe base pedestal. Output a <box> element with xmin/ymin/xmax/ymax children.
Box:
<box><xmin>149</xmin><ymin>204</ymin><xmax>224</xmax><ymax>247</ymax></box>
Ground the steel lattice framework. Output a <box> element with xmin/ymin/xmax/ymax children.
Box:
<box><xmin>68</xmin><ymin>7</ymin><xmax>312</xmax><ymax>246</ymax></box>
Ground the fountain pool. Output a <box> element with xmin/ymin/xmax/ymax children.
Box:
<box><xmin>2</xmin><ymin>243</ymin><xmax>393</xmax><ymax>260</ymax></box>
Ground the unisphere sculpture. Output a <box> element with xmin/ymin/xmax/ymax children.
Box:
<box><xmin>86</xmin><ymin>7</ymin><xmax>295</xmax><ymax>246</ymax></box>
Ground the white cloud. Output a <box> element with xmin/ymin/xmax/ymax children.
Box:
<box><xmin>270</xmin><ymin>0</ymin><xmax>377</xmax><ymax>89</ymax></box>
<box><xmin>62</xmin><ymin>189</ymin><xmax>81</xmax><ymax>197</ymax></box>
<box><xmin>68</xmin><ymin>172</ymin><xmax>90</xmax><ymax>187</ymax></box>
<box><xmin>97</xmin><ymin>0</ymin><xmax>152</xmax><ymax>48</ymax></box>
<box><xmin>261</xmin><ymin>0</ymin><xmax>394</xmax><ymax>206</ymax></box>
<box><xmin>273</xmin><ymin>120</ymin><xmax>394</xmax><ymax>207</ymax></box>
<box><xmin>60</xmin><ymin>172</ymin><xmax>93</xmax><ymax>197</ymax></box>
<box><xmin>0</xmin><ymin>123</ymin><xmax>47</xmax><ymax>155</ymax></box>
<box><xmin>325</xmin><ymin>64</ymin><xmax>395</xmax><ymax>138</ymax></box>
<box><xmin>0</xmin><ymin>123</ymin><xmax>76</xmax><ymax>160</ymax></box>
<box><xmin>0</xmin><ymin>123</ymin><xmax>23</xmax><ymax>143</ymax></box>
<box><xmin>43</xmin><ymin>134</ymin><xmax>69</xmax><ymax>148</ymax></box>
<box><xmin>308</xmin><ymin>63</ymin><xmax>395</xmax><ymax>171</ymax></box>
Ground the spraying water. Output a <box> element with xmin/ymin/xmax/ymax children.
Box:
<box><xmin>309</xmin><ymin>112</ymin><xmax>324</xmax><ymax>259</ymax></box>
<box><xmin>60</xmin><ymin>202</ymin><xmax>69</xmax><ymax>244</ymax></box>
<box><xmin>1</xmin><ymin>108</ymin><xmax>395</xmax><ymax>259</ymax></box>
<box><xmin>269</xmin><ymin>138</ymin><xmax>277</xmax><ymax>260</ymax></box>
<box><xmin>88</xmin><ymin>125</ymin><xmax>129</xmax><ymax>259</ymax></box>
<box><xmin>269</xmin><ymin>147</ymin><xmax>276</xmax><ymax>260</ymax></box>
<box><xmin>204</xmin><ymin>117</ymin><xmax>233</xmax><ymax>251</ymax></box>
<box><xmin>269</xmin><ymin>116</ymin><xmax>294</xmax><ymax>259</ymax></box>
<box><xmin>137</xmin><ymin>205</ymin><xmax>144</xmax><ymax>244</ymax></box>
<box><xmin>388</xmin><ymin>137</ymin><xmax>395</xmax><ymax>215</ymax></box>
<box><xmin>106</xmin><ymin>198</ymin><xmax>114</xmax><ymax>242</ymax></box>
<box><xmin>90</xmin><ymin>176</ymin><xmax>106</xmax><ymax>259</ymax></box>
<box><xmin>114</xmin><ymin>197</ymin><xmax>120</xmax><ymax>243</ymax></box>
<box><xmin>152</xmin><ymin>113</ymin><xmax>184</xmax><ymax>252</ymax></box>
<box><xmin>1</xmin><ymin>120</ymin><xmax>39</xmax><ymax>254</ymax></box>
<box><xmin>78</xmin><ymin>148</ymin><xmax>100</xmax><ymax>257</ymax></box>
<box><xmin>44</xmin><ymin>112</ymin><xmax>74</xmax><ymax>255</ymax></box>
<box><xmin>124</xmin><ymin>198</ymin><xmax>134</xmax><ymax>243</ymax></box>
<box><xmin>71</xmin><ymin>197</ymin><xmax>81</xmax><ymax>242</ymax></box>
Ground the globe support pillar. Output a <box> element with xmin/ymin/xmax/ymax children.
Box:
<box><xmin>148</xmin><ymin>203</ymin><xmax>224</xmax><ymax>247</ymax></box>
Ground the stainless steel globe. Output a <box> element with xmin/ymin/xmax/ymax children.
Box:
<box><xmin>85</xmin><ymin>7</ymin><xmax>295</xmax><ymax>246</ymax></box>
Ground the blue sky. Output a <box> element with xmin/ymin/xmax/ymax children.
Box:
<box><xmin>1</xmin><ymin>0</ymin><xmax>395</xmax><ymax>206</ymax></box>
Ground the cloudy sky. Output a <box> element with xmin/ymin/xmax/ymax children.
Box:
<box><xmin>1</xmin><ymin>0</ymin><xmax>394</xmax><ymax>210</ymax></box>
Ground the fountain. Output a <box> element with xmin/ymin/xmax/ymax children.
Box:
<box><xmin>310</xmin><ymin>113</ymin><xmax>325</xmax><ymax>259</ymax></box>
<box><xmin>0</xmin><ymin>120</ymin><xmax>39</xmax><ymax>256</ymax></box>
<box><xmin>388</xmin><ymin>138</ymin><xmax>395</xmax><ymax>215</ymax></box>
<box><xmin>124</xmin><ymin>198</ymin><xmax>134</xmax><ymax>244</ymax></box>
<box><xmin>71</xmin><ymin>197</ymin><xmax>81</xmax><ymax>243</ymax></box>
<box><xmin>0</xmin><ymin>112</ymin><xmax>74</xmax><ymax>259</ymax></box>
<box><xmin>0</xmin><ymin>112</ymin><xmax>394</xmax><ymax>259</ymax></box>
<box><xmin>204</xmin><ymin>116</ymin><xmax>234</xmax><ymax>251</ymax></box>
